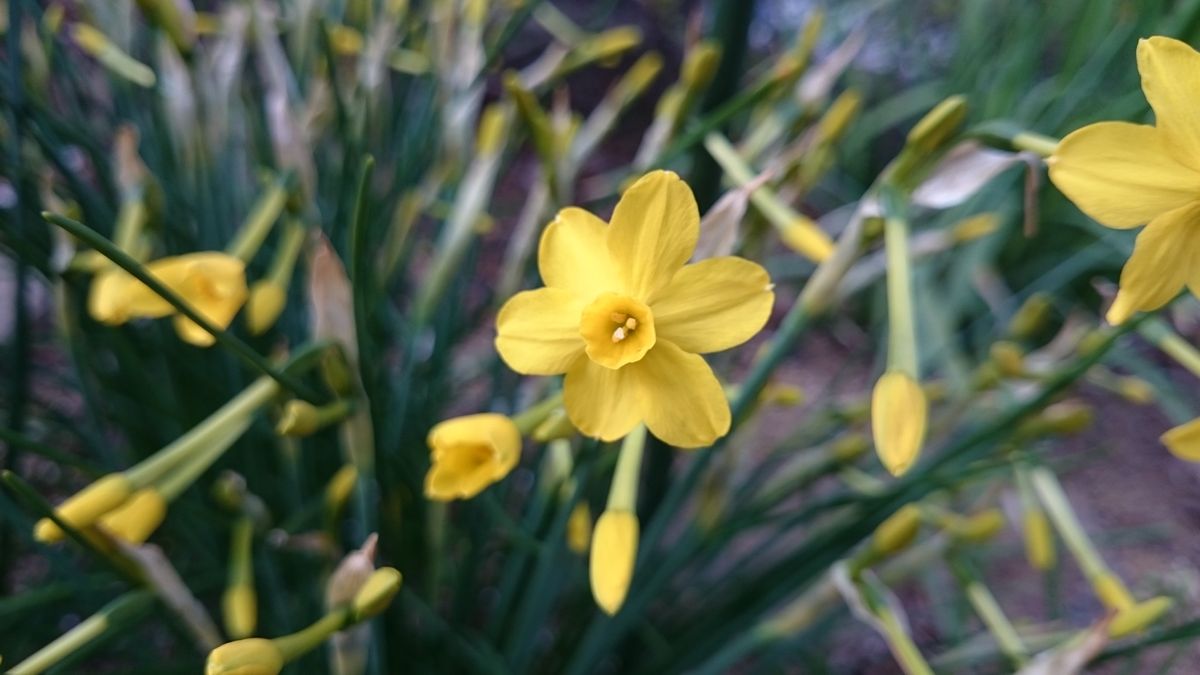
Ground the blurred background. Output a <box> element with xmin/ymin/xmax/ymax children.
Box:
<box><xmin>4</xmin><ymin>0</ymin><xmax>1200</xmax><ymax>673</ymax></box>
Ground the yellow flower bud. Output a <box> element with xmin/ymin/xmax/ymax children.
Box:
<box><xmin>223</xmin><ymin>584</ymin><xmax>258</xmax><ymax>639</ymax></box>
<box><xmin>1020</xmin><ymin>401</ymin><xmax>1093</xmax><ymax>438</ymax></box>
<box><xmin>351</xmin><ymin>567</ymin><xmax>403</xmax><ymax>621</ymax></box>
<box><xmin>35</xmin><ymin>473</ymin><xmax>134</xmax><ymax>543</ymax></box>
<box><xmin>946</xmin><ymin>509</ymin><xmax>1005</xmax><ymax>543</ymax></box>
<box><xmin>1109</xmin><ymin>596</ymin><xmax>1172</xmax><ymax>638</ymax></box>
<box><xmin>989</xmin><ymin>341</ymin><xmax>1025</xmax><ymax>378</ymax></box>
<box><xmin>205</xmin><ymin>638</ymin><xmax>284</xmax><ymax>675</ymax></box>
<box><xmin>97</xmin><ymin>488</ymin><xmax>167</xmax><ymax>544</ymax></box>
<box><xmin>567</xmin><ymin>502</ymin><xmax>592</xmax><ymax>554</ymax></box>
<box><xmin>1008</xmin><ymin>292</ymin><xmax>1053</xmax><ymax>339</ymax></box>
<box><xmin>1115</xmin><ymin>376</ymin><xmax>1155</xmax><ymax>405</ymax></box>
<box><xmin>814</xmin><ymin>90</ymin><xmax>862</xmax><ymax>145</ymax></box>
<box><xmin>906</xmin><ymin>95</ymin><xmax>968</xmax><ymax>155</ymax></box>
<box><xmin>830</xmin><ymin>433</ymin><xmax>870</xmax><ymax>464</ymax></box>
<box><xmin>871</xmin><ymin>371</ymin><xmax>928</xmax><ymax>477</ymax></box>
<box><xmin>245</xmin><ymin>280</ymin><xmax>287</xmax><ymax>335</ymax></box>
<box><xmin>476</xmin><ymin>103</ymin><xmax>510</xmax><ymax>156</ymax></box>
<box><xmin>949</xmin><ymin>213</ymin><xmax>1000</xmax><ymax>244</ymax></box>
<box><xmin>1022</xmin><ymin>509</ymin><xmax>1056</xmax><ymax>571</ymax></box>
<box><xmin>1092</xmin><ymin>571</ymin><xmax>1135</xmax><ymax>611</ymax></box>
<box><xmin>276</xmin><ymin>400</ymin><xmax>323</xmax><ymax>437</ymax></box>
<box><xmin>590</xmin><ymin>509</ymin><xmax>638</xmax><ymax>615</ymax></box>
<box><xmin>762</xmin><ymin>383</ymin><xmax>805</xmax><ymax>407</ymax></box>
<box><xmin>1161</xmin><ymin>417</ymin><xmax>1200</xmax><ymax>461</ymax></box>
<box><xmin>325</xmin><ymin>465</ymin><xmax>359</xmax><ymax>514</ymax></box>
<box><xmin>872</xmin><ymin>504</ymin><xmax>922</xmax><ymax>556</ymax></box>
<box><xmin>328</xmin><ymin>25</ymin><xmax>365</xmax><ymax>55</ymax></box>
<box><xmin>424</xmin><ymin>414</ymin><xmax>522</xmax><ymax>501</ymax></box>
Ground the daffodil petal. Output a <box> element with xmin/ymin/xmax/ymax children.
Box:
<box><xmin>1049</xmin><ymin>122</ymin><xmax>1200</xmax><ymax>228</ymax></box>
<box><xmin>629</xmin><ymin>341</ymin><xmax>730</xmax><ymax>448</ymax></box>
<box><xmin>607</xmin><ymin>170</ymin><xmax>699</xmax><ymax>299</ymax></box>
<box><xmin>425</xmin><ymin>414</ymin><xmax>522</xmax><ymax>500</ymax></box>
<box><xmin>1105</xmin><ymin>201</ymin><xmax>1200</xmax><ymax>325</ymax></box>
<box><xmin>427</xmin><ymin>413</ymin><xmax>521</xmax><ymax>465</ymax></box>
<box><xmin>563</xmin><ymin>356</ymin><xmax>641</xmax><ymax>442</ymax></box>
<box><xmin>174</xmin><ymin>283</ymin><xmax>248</xmax><ymax>346</ymax></box>
<box><xmin>495</xmin><ymin>287</ymin><xmax>586</xmax><ymax>375</ymax></box>
<box><xmin>1137</xmin><ymin>36</ymin><xmax>1200</xmax><ymax>166</ymax></box>
<box><xmin>538</xmin><ymin>207</ymin><xmax>620</xmax><ymax>298</ymax></box>
<box><xmin>1161</xmin><ymin>417</ymin><xmax>1200</xmax><ymax>461</ymax></box>
<box><xmin>650</xmin><ymin>257</ymin><xmax>774</xmax><ymax>353</ymax></box>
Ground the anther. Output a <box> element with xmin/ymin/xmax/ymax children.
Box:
<box><xmin>612</xmin><ymin>327</ymin><xmax>626</xmax><ymax>343</ymax></box>
<box><xmin>624</xmin><ymin>317</ymin><xmax>638</xmax><ymax>331</ymax></box>
<box><xmin>610</xmin><ymin>312</ymin><xmax>629</xmax><ymax>324</ymax></box>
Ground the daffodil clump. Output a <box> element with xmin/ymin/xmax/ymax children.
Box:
<box><xmin>8</xmin><ymin>3</ymin><xmax>1200</xmax><ymax>674</ymax></box>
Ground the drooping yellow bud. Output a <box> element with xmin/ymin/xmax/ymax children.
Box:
<box><xmin>425</xmin><ymin>413</ymin><xmax>522</xmax><ymax>501</ymax></box>
<box><xmin>871</xmin><ymin>371</ymin><xmax>928</xmax><ymax>477</ymax></box>
<box><xmin>946</xmin><ymin>509</ymin><xmax>1005</xmax><ymax>543</ymax></box>
<box><xmin>70</xmin><ymin>24</ymin><xmax>156</xmax><ymax>88</ymax></box>
<box><xmin>1022</xmin><ymin>509</ymin><xmax>1056</xmax><ymax>571</ymax></box>
<box><xmin>1008</xmin><ymin>292</ymin><xmax>1053</xmax><ymax>339</ymax></box>
<box><xmin>949</xmin><ymin>213</ymin><xmax>1000</xmax><ymax>244</ymax></box>
<box><xmin>989</xmin><ymin>341</ymin><xmax>1025</xmax><ymax>377</ymax></box>
<box><xmin>325</xmin><ymin>465</ymin><xmax>359</xmax><ymax>515</ymax></box>
<box><xmin>1019</xmin><ymin>401</ymin><xmax>1093</xmax><ymax>438</ymax></box>
<box><xmin>476</xmin><ymin>103</ymin><xmax>510</xmax><ymax>156</ymax></box>
<box><xmin>681</xmin><ymin>42</ymin><xmax>720</xmax><ymax>90</ymax></box>
<box><xmin>813</xmin><ymin>90</ymin><xmax>862</xmax><ymax>145</ymax></box>
<box><xmin>906</xmin><ymin>95</ymin><xmax>967</xmax><ymax>155</ymax></box>
<box><xmin>567</xmin><ymin>502</ymin><xmax>593</xmax><ymax>554</ymax></box>
<box><xmin>590</xmin><ymin>509</ymin><xmax>638</xmax><ymax>615</ymax></box>
<box><xmin>830</xmin><ymin>433</ymin><xmax>870</xmax><ymax>464</ymax></box>
<box><xmin>35</xmin><ymin>473</ymin><xmax>134</xmax><ymax>543</ymax></box>
<box><xmin>761</xmin><ymin>383</ymin><xmax>805</xmax><ymax>407</ymax></box>
<box><xmin>223</xmin><ymin>585</ymin><xmax>258</xmax><ymax>640</ymax></box>
<box><xmin>1115</xmin><ymin>376</ymin><xmax>1155</xmax><ymax>405</ymax></box>
<box><xmin>1109</xmin><ymin>596</ymin><xmax>1173</xmax><ymax>638</ymax></box>
<box><xmin>872</xmin><ymin>504</ymin><xmax>922</xmax><ymax>556</ymax></box>
<box><xmin>1091</xmin><ymin>571</ymin><xmax>1135</xmax><ymax>611</ymax></box>
<box><xmin>350</xmin><ymin>567</ymin><xmax>403</xmax><ymax>621</ymax></box>
<box><xmin>275</xmin><ymin>400</ymin><xmax>323</xmax><ymax>437</ymax></box>
<box><xmin>97</xmin><ymin>488</ymin><xmax>167</xmax><ymax>544</ymax></box>
<box><xmin>779</xmin><ymin>215</ymin><xmax>836</xmax><ymax>262</ymax></box>
<box><xmin>205</xmin><ymin>638</ymin><xmax>284</xmax><ymax>675</ymax></box>
<box><xmin>1161</xmin><ymin>417</ymin><xmax>1200</xmax><ymax>461</ymax></box>
<box><xmin>245</xmin><ymin>280</ymin><xmax>287</xmax><ymax>335</ymax></box>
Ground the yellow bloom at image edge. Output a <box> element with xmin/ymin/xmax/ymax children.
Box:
<box><xmin>34</xmin><ymin>473</ymin><xmax>134</xmax><ymax>543</ymax></box>
<box><xmin>1048</xmin><ymin>37</ymin><xmax>1200</xmax><ymax>325</ymax></box>
<box><xmin>1161</xmin><ymin>417</ymin><xmax>1200</xmax><ymax>461</ymax></box>
<box><xmin>494</xmin><ymin>171</ymin><xmax>775</xmax><ymax>448</ymax></box>
<box><xmin>424</xmin><ymin>414</ymin><xmax>522</xmax><ymax>501</ymax></box>
<box><xmin>590</xmin><ymin>510</ymin><xmax>638</xmax><ymax>615</ymax></box>
<box><xmin>206</xmin><ymin>638</ymin><xmax>284</xmax><ymax>675</ymax></box>
<box><xmin>88</xmin><ymin>252</ymin><xmax>247</xmax><ymax>346</ymax></box>
<box><xmin>870</xmin><ymin>371</ymin><xmax>927</xmax><ymax>477</ymax></box>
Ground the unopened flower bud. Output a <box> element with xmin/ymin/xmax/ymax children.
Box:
<box><xmin>205</xmin><ymin>638</ymin><xmax>283</xmax><ymax>675</ymax></box>
<box><xmin>351</xmin><ymin>567</ymin><xmax>403</xmax><ymax>621</ymax></box>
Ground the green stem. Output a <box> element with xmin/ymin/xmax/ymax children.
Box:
<box><xmin>607</xmin><ymin>425</ymin><xmax>647</xmax><ymax>512</ymax></box>
<box><xmin>42</xmin><ymin>212</ymin><xmax>323</xmax><ymax>402</ymax></box>
<box><xmin>1029</xmin><ymin>467</ymin><xmax>1108</xmax><ymax>580</ymax></box>
<box><xmin>226</xmin><ymin>174</ymin><xmax>290</xmax><ymax>262</ymax></box>
<box><xmin>511</xmin><ymin>391</ymin><xmax>564</xmax><ymax>435</ymax></box>
<box><xmin>881</xmin><ymin>187</ymin><xmax>918</xmax><ymax>375</ymax></box>
<box><xmin>8</xmin><ymin>590</ymin><xmax>155</xmax><ymax>675</ymax></box>
<box><xmin>272</xmin><ymin>606</ymin><xmax>352</xmax><ymax>661</ymax></box>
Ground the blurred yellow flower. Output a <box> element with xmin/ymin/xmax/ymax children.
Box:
<box><xmin>89</xmin><ymin>252</ymin><xmax>248</xmax><ymax>346</ymax></box>
<box><xmin>96</xmin><ymin>488</ymin><xmax>167</xmax><ymax>544</ymax></box>
<box><xmin>589</xmin><ymin>509</ymin><xmax>638</xmax><ymax>615</ymax></box>
<box><xmin>205</xmin><ymin>638</ymin><xmax>284</xmax><ymax>675</ymax></box>
<box><xmin>424</xmin><ymin>414</ymin><xmax>521</xmax><ymax>501</ymax></box>
<box><xmin>566</xmin><ymin>502</ymin><xmax>593</xmax><ymax>554</ymax></box>
<box><xmin>870</xmin><ymin>371</ymin><xmax>927</xmax><ymax>477</ymax></box>
<box><xmin>1049</xmin><ymin>37</ymin><xmax>1200</xmax><ymax>325</ymax></box>
<box><xmin>495</xmin><ymin>171</ymin><xmax>774</xmax><ymax>448</ymax></box>
<box><xmin>1161</xmin><ymin>416</ymin><xmax>1200</xmax><ymax>461</ymax></box>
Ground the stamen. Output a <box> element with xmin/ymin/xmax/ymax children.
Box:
<box><xmin>610</xmin><ymin>312</ymin><xmax>629</xmax><ymax>324</ymax></box>
<box><xmin>612</xmin><ymin>327</ymin><xmax>626</xmax><ymax>343</ymax></box>
<box><xmin>625</xmin><ymin>317</ymin><xmax>638</xmax><ymax>331</ymax></box>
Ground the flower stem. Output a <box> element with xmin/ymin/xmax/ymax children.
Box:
<box><xmin>607</xmin><ymin>425</ymin><xmax>647</xmax><ymax>512</ymax></box>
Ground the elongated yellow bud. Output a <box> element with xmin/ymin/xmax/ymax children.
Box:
<box><xmin>1115</xmin><ymin>376</ymin><xmax>1154</xmax><ymax>405</ymax></box>
<box><xmin>1109</xmin><ymin>596</ymin><xmax>1172</xmax><ymax>638</ymax></box>
<box><xmin>1161</xmin><ymin>417</ymin><xmax>1200</xmax><ymax>461</ymax></box>
<box><xmin>276</xmin><ymin>401</ymin><xmax>323</xmax><ymax>437</ymax></box>
<box><xmin>97</xmin><ymin>488</ymin><xmax>167</xmax><ymax>544</ymax></box>
<box><xmin>35</xmin><ymin>473</ymin><xmax>134</xmax><ymax>543</ymax></box>
<box><xmin>831</xmin><ymin>433</ymin><xmax>870</xmax><ymax>464</ymax></box>
<box><xmin>1022</xmin><ymin>509</ymin><xmax>1056</xmax><ymax>571</ymax></box>
<box><xmin>1092</xmin><ymin>571</ymin><xmax>1135</xmax><ymax>611</ymax></box>
<box><xmin>351</xmin><ymin>567</ymin><xmax>403</xmax><ymax>621</ymax></box>
<box><xmin>206</xmin><ymin>638</ymin><xmax>284</xmax><ymax>675</ymax></box>
<box><xmin>223</xmin><ymin>585</ymin><xmax>258</xmax><ymax>640</ymax></box>
<box><xmin>906</xmin><ymin>95</ymin><xmax>967</xmax><ymax>155</ymax></box>
<box><xmin>945</xmin><ymin>509</ymin><xmax>1005</xmax><ymax>543</ymax></box>
<box><xmin>871</xmin><ymin>371</ymin><xmax>927</xmax><ymax>477</ymax></box>
<box><xmin>1008</xmin><ymin>292</ymin><xmax>1053</xmax><ymax>339</ymax></box>
<box><xmin>567</xmin><ymin>502</ymin><xmax>593</xmax><ymax>554</ymax></box>
<box><xmin>245</xmin><ymin>281</ymin><xmax>287</xmax><ymax>335</ymax></box>
<box><xmin>872</xmin><ymin>504</ymin><xmax>922</xmax><ymax>556</ymax></box>
<box><xmin>949</xmin><ymin>213</ymin><xmax>1000</xmax><ymax>244</ymax></box>
<box><xmin>590</xmin><ymin>509</ymin><xmax>638</xmax><ymax>615</ymax></box>
<box><xmin>325</xmin><ymin>465</ymin><xmax>359</xmax><ymax>515</ymax></box>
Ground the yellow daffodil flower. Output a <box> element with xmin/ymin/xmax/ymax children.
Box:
<box><xmin>495</xmin><ymin>171</ymin><xmax>774</xmax><ymax>448</ymax></box>
<box><xmin>1049</xmin><ymin>37</ymin><xmax>1200</xmax><ymax>325</ymax></box>
<box><xmin>88</xmin><ymin>252</ymin><xmax>248</xmax><ymax>346</ymax></box>
<box><xmin>424</xmin><ymin>414</ymin><xmax>522</xmax><ymax>501</ymax></box>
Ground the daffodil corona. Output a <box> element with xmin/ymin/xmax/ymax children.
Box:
<box><xmin>495</xmin><ymin>171</ymin><xmax>774</xmax><ymax>448</ymax></box>
<box><xmin>1050</xmin><ymin>37</ymin><xmax>1200</xmax><ymax>325</ymax></box>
